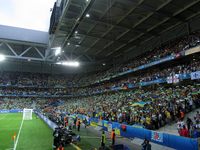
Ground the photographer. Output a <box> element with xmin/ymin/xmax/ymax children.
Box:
<box><xmin>141</xmin><ymin>139</ymin><xmax>151</xmax><ymax>150</ymax></box>
<box><xmin>53</xmin><ymin>125</ymin><xmax>74</xmax><ymax>149</ymax></box>
<box><xmin>53</xmin><ymin>127</ymin><xmax>61</xmax><ymax>149</ymax></box>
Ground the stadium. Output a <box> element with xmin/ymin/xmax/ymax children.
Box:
<box><xmin>0</xmin><ymin>0</ymin><xmax>200</xmax><ymax>150</ymax></box>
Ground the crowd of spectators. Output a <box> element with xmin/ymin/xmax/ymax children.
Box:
<box><xmin>0</xmin><ymin>32</ymin><xmax>199</xmax><ymax>88</ymax></box>
<box><xmin>0</xmin><ymin>83</ymin><xmax>199</xmax><ymax>135</ymax></box>
<box><xmin>120</xmin><ymin>33</ymin><xmax>200</xmax><ymax>72</ymax></box>
<box><xmin>0</xmin><ymin>32</ymin><xmax>199</xmax><ymax>140</ymax></box>
<box><xmin>61</xmin><ymin>58</ymin><xmax>200</xmax><ymax>96</ymax></box>
<box><xmin>73</xmin><ymin>32</ymin><xmax>200</xmax><ymax>85</ymax></box>
<box><xmin>0</xmin><ymin>72</ymin><xmax>75</xmax><ymax>87</ymax></box>
<box><xmin>0</xmin><ymin>57</ymin><xmax>199</xmax><ymax>97</ymax></box>
<box><xmin>64</xmin><ymin>84</ymin><xmax>200</xmax><ymax>127</ymax></box>
<box><xmin>177</xmin><ymin>111</ymin><xmax>200</xmax><ymax>138</ymax></box>
<box><xmin>0</xmin><ymin>88</ymin><xmax>72</xmax><ymax>96</ymax></box>
<box><xmin>0</xmin><ymin>97</ymin><xmax>34</xmax><ymax>110</ymax></box>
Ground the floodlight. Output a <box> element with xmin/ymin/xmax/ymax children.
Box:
<box><xmin>0</xmin><ymin>54</ymin><xmax>5</xmax><ymax>61</ymax></box>
<box><xmin>56</xmin><ymin>61</ymin><xmax>80</xmax><ymax>67</ymax></box>
<box><xmin>56</xmin><ymin>62</ymin><xmax>62</xmax><ymax>65</ymax></box>
<box><xmin>86</xmin><ymin>13</ymin><xmax>90</xmax><ymax>18</ymax></box>
<box><xmin>63</xmin><ymin>61</ymin><xmax>79</xmax><ymax>67</ymax></box>
<box><xmin>55</xmin><ymin>47</ymin><xmax>61</xmax><ymax>56</ymax></box>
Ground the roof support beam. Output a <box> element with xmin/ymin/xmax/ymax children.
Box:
<box><xmin>5</xmin><ymin>55</ymin><xmax>49</xmax><ymax>62</ymax></box>
<box><xmin>5</xmin><ymin>43</ymin><xmax>18</xmax><ymax>56</ymax></box>
<box><xmin>34</xmin><ymin>47</ymin><xmax>45</xmax><ymax>59</ymax></box>
<box><xmin>19</xmin><ymin>47</ymin><xmax>32</xmax><ymax>56</ymax></box>
<box><xmin>139</xmin><ymin>3</ymin><xmax>185</xmax><ymax>22</ymax></box>
<box><xmin>83</xmin><ymin>0</ymin><xmax>117</xmax><ymax>53</ymax></box>
<box><xmin>85</xmin><ymin>0</ymin><xmax>145</xmax><ymax>54</ymax></box>
<box><xmin>62</xmin><ymin>0</ymin><xmax>96</xmax><ymax>48</ymax></box>
<box><xmin>107</xmin><ymin>0</ymin><xmax>200</xmax><ymax>56</ymax></box>
<box><xmin>0</xmin><ymin>41</ymin><xmax>51</xmax><ymax>62</ymax></box>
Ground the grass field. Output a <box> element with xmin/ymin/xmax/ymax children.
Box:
<box><xmin>0</xmin><ymin>113</ymin><xmax>104</xmax><ymax>150</ymax></box>
<box><xmin>0</xmin><ymin>113</ymin><xmax>53</xmax><ymax>150</ymax></box>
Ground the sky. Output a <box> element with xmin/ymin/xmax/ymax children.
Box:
<box><xmin>0</xmin><ymin>0</ymin><xmax>56</xmax><ymax>32</ymax></box>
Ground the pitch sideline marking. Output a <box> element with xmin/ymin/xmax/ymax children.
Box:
<box><xmin>70</xmin><ymin>143</ymin><xmax>82</xmax><ymax>150</ymax></box>
<box><xmin>80</xmin><ymin>136</ymin><xmax>100</xmax><ymax>139</ymax></box>
<box><xmin>13</xmin><ymin>118</ymin><xmax>24</xmax><ymax>150</ymax></box>
<box><xmin>0</xmin><ymin>113</ymin><xmax>8</xmax><ymax>120</ymax></box>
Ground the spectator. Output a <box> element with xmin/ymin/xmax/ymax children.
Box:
<box><xmin>180</xmin><ymin>125</ymin><xmax>189</xmax><ymax>137</ymax></box>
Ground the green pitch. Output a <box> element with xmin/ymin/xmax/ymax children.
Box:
<box><xmin>0</xmin><ymin>113</ymin><xmax>103</xmax><ymax>150</ymax></box>
<box><xmin>0</xmin><ymin>113</ymin><xmax>22</xmax><ymax>150</ymax></box>
<box><xmin>0</xmin><ymin>113</ymin><xmax>53</xmax><ymax>150</ymax></box>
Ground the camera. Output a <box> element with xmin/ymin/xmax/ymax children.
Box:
<box><xmin>53</xmin><ymin>126</ymin><xmax>80</xmax><ymax>149</ymax></box>
<box><xmin>53</xmin><ymin>126</ymin><xmax>72</xmax><ymax>148</ymax></box>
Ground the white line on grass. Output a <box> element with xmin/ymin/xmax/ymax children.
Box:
<box><xmin>0</xmin><ymin>113</ymin><xmax>8</xmax><ymax>120</ymax></box>
<box><xmin>70</xmin><ymin>143</ymin><xmax>82</xmax><ymax>150</ymax></box>
<box><xmin>13</xmin><ymin>119</ymin><xmax>24</xmax><ymax>150</ymax></box>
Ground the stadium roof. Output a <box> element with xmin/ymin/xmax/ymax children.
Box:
<box><xmin>0</xmin><ymin>0</ymin><xmax>200</xmax><ymax>73</ymax></box>
<box><xmin>49</xmin><ymin>0</ymin><xmax>200</xmax><ymax>63</ymax></box>
<box><xmin>0</xmin><ymin>25</ymin><xmax>48</xmax><ymax>45</ymax></box>
<box><xmin>0</xmin><ymin>25</ymin><xmax>49</xmax><ymax>62</ymax></box>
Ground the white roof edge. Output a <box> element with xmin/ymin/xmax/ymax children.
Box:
<box><xmin>0</xmin><ymin>25</ymin><xmax>49</xmax><ymax>45</ymax></box>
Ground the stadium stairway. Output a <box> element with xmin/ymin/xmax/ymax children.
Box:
<box><xmin>157</xmin><ymin>108</ymin><xmax>200</xmax><ymax>135</ymax></box>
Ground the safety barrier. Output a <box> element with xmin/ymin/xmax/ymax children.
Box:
<box><xmin>35</xmin><ymin>112</ymin><xmax>58</xmax><ymax>130</ymax></box>
<box><xmin>0</xmin><ymin>109</ymin><xmax>22</xmax><ymax>113</ymax></box>
<box><xmin>89</xmin><ymin>118</ymin><xmax>199</xmax><ymax>150</ymax></box>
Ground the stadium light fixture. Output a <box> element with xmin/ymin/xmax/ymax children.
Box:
<box><xmin>0</xmin><ymin>54</ymin><xmax>5</xmax><ymax>61</ymax></box>
<box><xmin>54</xmin><ymin>47</ymin><xmax>61</xmax><ymax>56</ymax></box>
<box><xmin>86</xmin><ymin>13</ymin><xmax>90</xmax><ymax>18</ymax></box>
<box><xmin>56</xmin><ymin>61</ymin><xmax>80</xmax><ymax>67</ymax></box>
<box><xmin>56</xmin><ymin>62</ymin><xmax>62</xmax><ymax>65</ymax></box>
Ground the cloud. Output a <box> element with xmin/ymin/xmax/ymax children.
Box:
<box><xmin>0</xmin><ymin>0</ymin><xmax>56</xmax><ymax>31</ymax></box>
